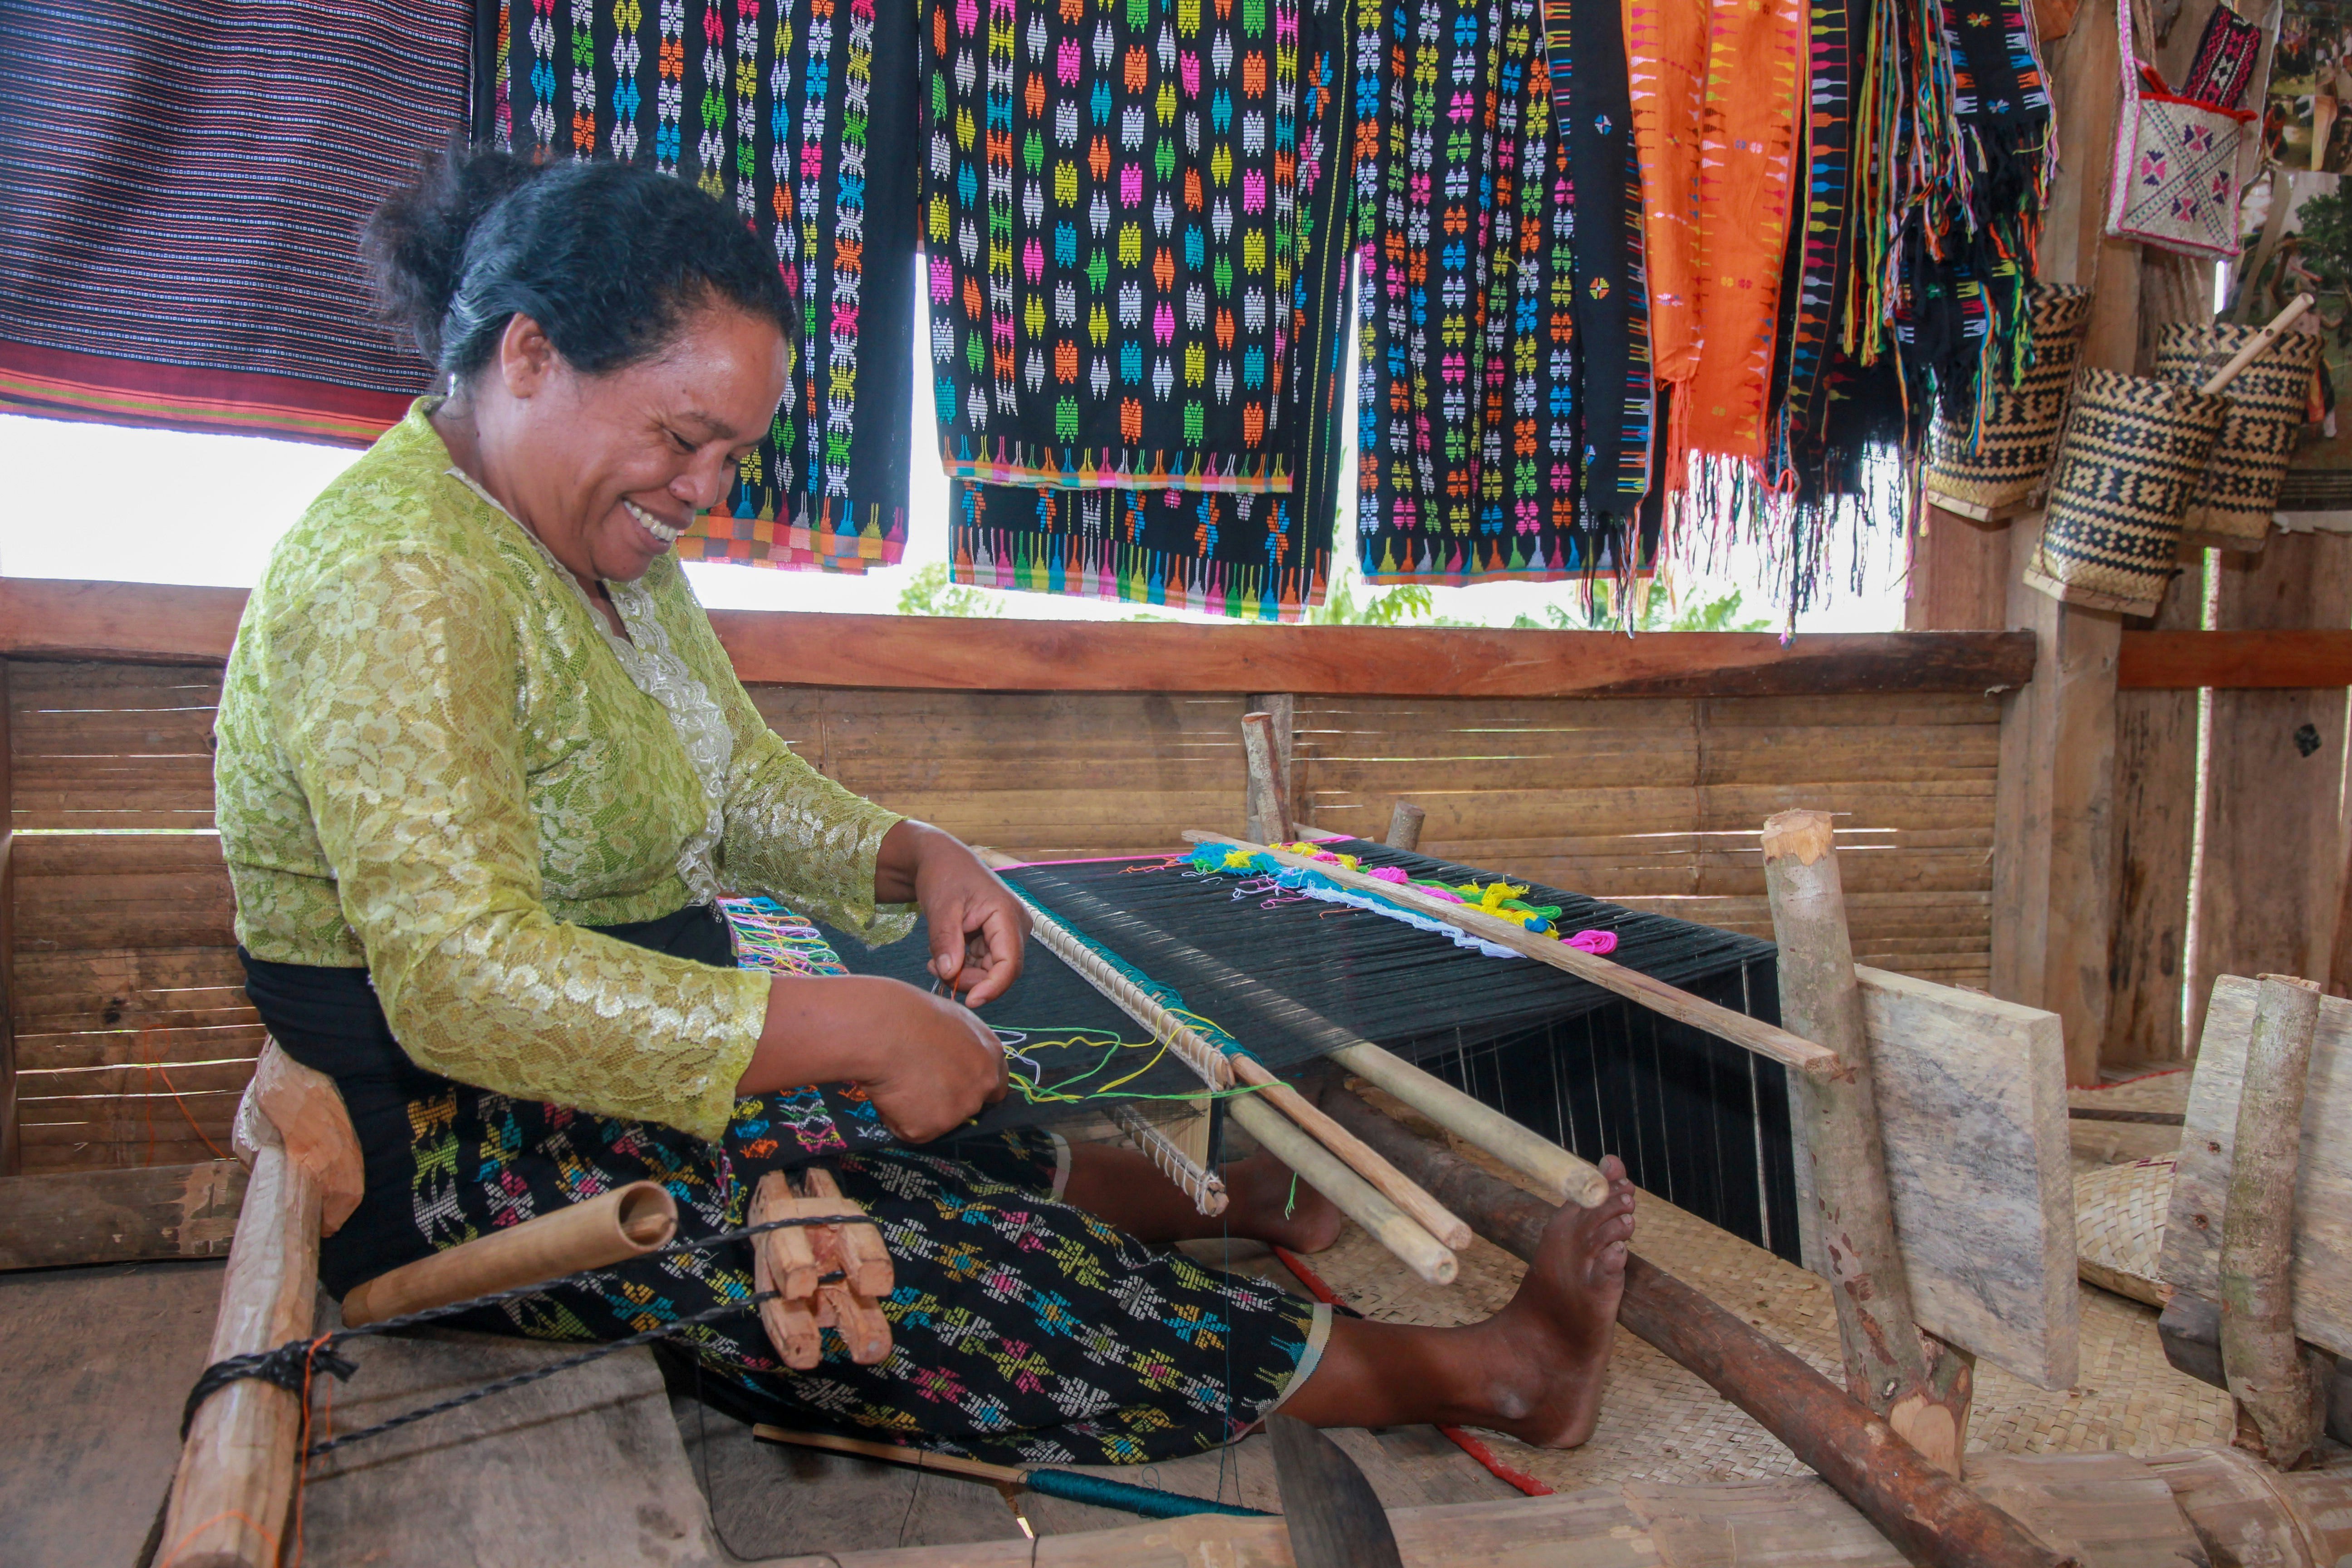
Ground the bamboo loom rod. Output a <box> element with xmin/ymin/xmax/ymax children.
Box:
<box><xmin>340</xmin><ymin>1181</ymin><xmax>678</xmax><ymax>1329</ymax></box>
<box><xmin>1016</xmin><ymin>888</ymin><xmax>1459</xmax><ymax>1282</ymax></box>
<box><xmin>1184</xmin><ymin>832</ymin><xmax>1842</xmax><ymax>1081</ymax></box>
<box><xmin>2200</xmin><ymin>294</ymin><xmax>2315</xmax><ymax>395</ymax></box>
<box><xmin>985</xmin><ymin>852</ymin><xmax>1607</xmax><ymax>1210</ymax></box>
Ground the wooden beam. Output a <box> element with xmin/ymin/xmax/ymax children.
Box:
<box><xmin>0</xmin><ymin>578</ymin><xmax>2038</xmax><ymax>697</ymax></box>
<box><xmin>2188</xmin><ymin>535</ymin><xmax>2352</xmax><ymax>1043</ymax></box>
<box><xmin>1904</xmin><ymin>511</ymin><xmax>2012</xmax><ymax>632</ymax></box>
<box><xmin>0</xmin><ymin>1160</ymin><xmax>245</xmax><ymax>1270</ymax></box>
<box><xmin>2119</xmin><ymin>629</ymin><xmax>2352</xmax><ymax>688</ymax></box>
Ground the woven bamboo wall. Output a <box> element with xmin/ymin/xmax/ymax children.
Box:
<box><xmin>5</xmin><ymin>661</ymin><xmax>1999</xmax><ymax>1172</ymax></box>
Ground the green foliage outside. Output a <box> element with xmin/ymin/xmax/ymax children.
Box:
<box><xmin>895</xmin><ymin>561</ymin><xmax>1006</xmax><ymax>617</ymax></box>
<box><xmin>2293</xmin><ymin>187</ymin><xmax>2352</xmax><ymax>295</ymax></box>
<box><xmin>1509</xmin><ymin>583</ymin><xmax>1772</xmax><ymax>632</ymax></box>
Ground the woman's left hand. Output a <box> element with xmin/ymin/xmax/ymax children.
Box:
<box><xmin>877</xmin><ymin>820</ymin><xmax>1031</xmax><ymax>1005</ymax></box>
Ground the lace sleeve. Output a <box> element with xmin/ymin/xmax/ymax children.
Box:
<box><xmin>262</xmin><ymin>549</ymin><xmax>771</xmax><ymax>1142</ymax></box>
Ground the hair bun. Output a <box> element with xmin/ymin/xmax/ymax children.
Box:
<box><xmin>364</xmin><ymin>142</ymin><xmax>545</xmax><ymax>367</ymax></box>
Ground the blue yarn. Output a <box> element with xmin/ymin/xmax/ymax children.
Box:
<box><xmin>1005</xmin><ymin>884</ymin><xmax>1258</xmax><ymax>1061</ymax></box>
<box><xmin>1021</xmin><ymin>1466</ymin><xmax>1273</xmax><ymax>1518</ymax></box>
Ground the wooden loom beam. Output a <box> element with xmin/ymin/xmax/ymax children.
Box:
<box><xmin>1183</xmin><ymin>831</ymin><xmax>1843</xmax><ymax>1081</ymax></box>
<box><xmin>1314</xmin><ymin>1087</ymin><xmax>2072</xmax><ymax>1568</ymax></box>
<box><xmin>1762</xmin><ymin>810</ymin><xmax>1973</xmax><ymax>1475</ymax></box>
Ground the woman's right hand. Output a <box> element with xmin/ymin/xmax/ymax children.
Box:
<box><xmin>741</xmin><ymin>975</ymin><xmax>1010</xmax><ymax>1143</ymax></box>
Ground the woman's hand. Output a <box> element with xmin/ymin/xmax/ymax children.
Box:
<box><xmin>875</xmin><ymin>820</ymin><xmax>1031</xmax><ymax>1005</ymax></box>
<box><xmin>742</xmin><ymin>974</ymin><xmax>1010</xmax><ymax>1143</ymax></box>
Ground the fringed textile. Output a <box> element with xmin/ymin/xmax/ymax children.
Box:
<box><xmin>946</xmin><ymin>0</ymin><xmax>1353</xmax><ymax>619</ymax></box>
<box><xmin>2180</xmin><ymin>3</ymin><xmax>2263</xmax><ymax>108</ymax></box>
<box><xmin>1550</xmin><ymin>0</ymin><xmax>1656</xmax><ymax>514</ymax></box>
<box><xmin>1355</xmin><ymin>0</ymin><xmax>1651</xmax><ymax>584</ymax></box>
<box><xmin>499</xmin><ymin>0</ymin><xmax>920</xmax><ymax>572</ymax></box>
<box><xmin>920</xmin><ymin>0</ymin><xmax>1306</xmax><ymax>493</ymax></box>
<box><xmin>0</xmin><ymin>0</ymin><xmax>469</xmax><ymax>445</ymax></box>
<box><xmin>1770</xmin><ymin>0</ymin><xmax>1859</xmax><ymax>482</ymax></box>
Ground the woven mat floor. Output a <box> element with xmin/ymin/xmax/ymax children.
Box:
<box><xmin>1299</xmin><ymin>1137</ymin><xmax>2234</xmax><ymax>1491</ymax></box>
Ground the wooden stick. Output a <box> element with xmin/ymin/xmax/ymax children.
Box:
<box><xmin>1019</xmin><ymin>899</ymin><xmax>1236</xmax><ymax>1091</ymax></box>
<box><xmin>1762</xmin><ymin>809</ymin><xmax>1971</xmax><ymax>1475</ymax></box>
<box><xmin>158</xmin><ymin>1099</ymin><xmax>322</xmax><ymax>1568</ymax></box>
<box><xmin>1225</xmin><ymin>1053</ymin><xmax>1474</xmax><ymax>1250</ymax></box>
<box><xmin>752</xmin><ymin>1172</ymin><xmax>823</xmax><ymax>1370</ymax></box>
<box><xmin>1186</xmin><ymin>831</ymin><xmax>1842</xmax><ymax>1080</ymax></box>
<box><xmin>755</xmin><ymin>1424</ymin><xmax>1026</xmax><ymax>1484</ymax></box>
<box><xmin>1225</xmin><ymin>1090</ymin><xmax>1458</xmax><ymax>1285</ymax></box>
<box><xmin>339</xmin><ymin>1181</ymin><xmax>677</xmax><ymax>1328</ymax></box>
<box><xmin>2200</xmin><ymin>294</ymin><xmax>2316</xmax><ymax>396</ymax></box>
<box><xmin>800</xmin><ymin>1166</ymin><xmax>894</xmax><ymax>1366</ymax></box>
<box><xmin>244</xmin><ymin>1041</ymin><xmax>364</xmax><ymax>1237</ymax></box>
<box><xmin>1240</xmin><ymin>710</ymin><xmax>1296</xmax><ymax>844</ymax></box>
<box><xmin>1385</xmin><ymin>801</ymin><xmax>1426</xmax><ymax>851</ymax></box>
<box><xmin>1314</xmin><ymin>1087</ymin><xmax>2072</xmax><ymax>1568</ymax></box>
<box><xmin>1108</xmin><ymin>1103</ymin><xmax>1230</xmax><ymax>1215</ymax></box>
<box><xmin>2219</xmin><ymin>972</ymin><xmax>2328</xmax><ymax>1467</ymax></box>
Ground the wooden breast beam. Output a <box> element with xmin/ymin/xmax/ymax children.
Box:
<box><xmin>1184</xmin><ymin>832</ymin><xmax>1842</xmax><ymax>1081</ymax></box>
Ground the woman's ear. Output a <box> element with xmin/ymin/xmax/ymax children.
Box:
<box><xmin>499</xmin><ymin>313</ymin><xmax>560</xmax><ymax>398</ymax></box>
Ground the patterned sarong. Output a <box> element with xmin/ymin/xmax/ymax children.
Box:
<box><xmin>0</xmin><ymin>1</ymin><xmax>470</xmax><ymax>444</ymax></box>
<box><xmin>497</xmin><ymin>0</ymin><xmax>920</xmax><ymax>571</ymax></box>
<box><xmin>944</xmin><ymin>0</ymin><xmax>1354</xmax><ymax>617</ymax></box>
<box><xmin>921</xmin><ymin>0</ymin><xmax>1307</xmax><ymax>492</ymax></box>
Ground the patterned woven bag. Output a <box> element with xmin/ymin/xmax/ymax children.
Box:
<box><xmin>2026</xmin><ymin>368</ymin><xmax>2228</xmax><ymax>616</ymax></box>
<box><xmin>2152</xmin><ymin>322</ymin><xmax>2318</xmax><ymax>552</ymax></box>
<box><xmin>2102</xmin><ymin>0</ymin><xmax>2254</xmax><ymax>260</ymax></box>
<box><xmin>1923</xmin><ymin>285</ymin><xmax>2093</xmax><ymax>516</ymax></box>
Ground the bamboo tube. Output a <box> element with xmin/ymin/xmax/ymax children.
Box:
<box><xmin>2200</xmin><ymin>294</ymin><xmax>2316</xmax><ymax>395</ymax></box>
<box><xmin>339</xmin><ymin>1181</ymin><xmax>678</xmax><ymax>1329</ymax></box>
<box><xmin>158</xmin><ymin>1106</ymin><xmax>322</xmax><ymax>1568</ymax></box>
<box><xmin>1762</xmin><ymin>809</ymin><xmax>1970</xmax><ymax>1476</ymax></box>
<box><xmin>1186</xmin><ymin>831</ymin><xmax>1841</xmax><ymax>1080</ymax></box>
<box><xmin>2219</xmin><ymin>972</ymin><xmax>2328</xmax><ymax>1468</ymax></box>
<box><xmin>1225</xmin><ymin>1091</ymin><xmax>1457</xmax><ymax>1285</ymax></box>
<box><xmin>1323</xmin><ymin>1041</ymin><xmax>1609</xmax><ymax>1208</ymax></box>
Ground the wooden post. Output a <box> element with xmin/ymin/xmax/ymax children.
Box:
<box><xmin>1242</xmin><ymin>694</ymin><xmax>1296</xmax><ymax>841</ymax></box>
<box><xmin>2189</xmin><ymin>534</ymin><xmax>2352</xmax><ymax>1042</ymax></box>
<box><xmin>0</xmin><ymin>658</ymin><xmax>15</xmax><ymax>1176</ymax></box>
<box><xmin>157</xmin><ymin>1099</ymin><xmax>322</xmax><ymax>1568</ymax></box>
<box><xmin>1315</xmin><ymin>1089</ymin><xmax>2069</xmax><ymax>1568</ymax></box>
<box><xmin>1385</xmin><ymin>800</ymin><xmax>1426</xmax><ymax>851</ymax></box>
<box><xmin>1761</xmin><ymin>810</ymin><xmax>1973</xmax><ymax>1474</ymax></box>
<box><xmin>1240</xmin><ymin>709</ymin><xmax>1295</xmax><ymax>844</ymax></box>
<box><xmin>2219</xmin><ymin>973</ymin><xmax>2328</xmax><ymax>1467</ymax></box>
<box><xmin>2106</xmin><ymin>551</ymin><xmax>2205</xmax><ymax>1066</ymax></box>
<box><xmin>1904</xmin><ymin>511</ymin><xmax>2012</xmax><ymax>632</ymax></box>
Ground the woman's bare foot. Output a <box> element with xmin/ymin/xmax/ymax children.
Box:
<box><xmin>1220</xmin><ymin>1148</ymin><xmax>1344</xmax><ymax>1253</ymax></box>
<box><xmin>1481</xmin><ymin>1155</ymin><xmax>1635</xmax><ymax>1447</ymax></box>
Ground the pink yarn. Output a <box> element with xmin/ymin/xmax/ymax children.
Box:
<box><xmin>1366</xmin><ymin>866</ymin><xmax>1410</xmax><ymax>883</ymax></box>
<box><xmin>1567</xmin><ymin>930</ymin><xmax>1617</xmax><ymax>956</ymax></box>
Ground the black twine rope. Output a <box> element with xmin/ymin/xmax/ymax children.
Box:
<box><xmin>178</xmin><ymin>1210</ymin><xmax>873</xmax><ymax>1453</ymax></box>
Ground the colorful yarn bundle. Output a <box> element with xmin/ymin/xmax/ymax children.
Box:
<box><xmin>1192</xmin><ymin>843</ymin><xmax>1620</xmax><ymax>954</ymax></box>
<box><xmin>717</xmin><ymin>897</ymin><xmax>854</xmax><ymax>978</ymax></box>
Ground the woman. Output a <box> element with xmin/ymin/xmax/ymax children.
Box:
<box><xmin>213</xmin><ymin>146</ymin><xmax>1636</xmax><ymax>1467</ymax></box>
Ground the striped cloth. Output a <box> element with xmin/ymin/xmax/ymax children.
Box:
<box><xmin>0</xmin><ymin>0</ymin><xmax>470</xmax><ymax>445</ymax></box>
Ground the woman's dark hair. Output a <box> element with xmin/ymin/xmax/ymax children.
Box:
<box><xmin>365</xmin><ymin>144</ymin><xmax>790</xmax><ymax>379</ymax></box>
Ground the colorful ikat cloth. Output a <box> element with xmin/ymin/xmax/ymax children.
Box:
<box><xmin>922</xmin><ymin>0</ymin><xmax>1309</xmax><ymax>491</ymax></box>
<box><xmin>495</xmin><ymin>0</ymin><xmax>919</xmax><ymax>571</ymax></box>
<box><xmin>1354</xmin><ymin>0</ymin><xmax>1653</xmax><ymax>583</ymax></box>
<box><xmin>943</xmin><ymin>0</ymin><xmax>1354</xmax><ymax>619</ymax></box>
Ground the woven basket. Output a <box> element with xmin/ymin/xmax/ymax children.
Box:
<box><xmin>2153</xmin><ymin>322</ymin><xmax>2318</xmax><ymax>553</ymax></box>
<box><xmin>1924</xmin><ymin>285</ymin><xmax>2094</xmax><ymax>514</ymax></box>
<box><xmin>2025</xmin><ymin>367</ymin><xmax>2229</xmax><ymax>617</ymax></box>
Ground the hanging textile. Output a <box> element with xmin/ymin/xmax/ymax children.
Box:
<box><xmin>0</xmin><ymin>1</ymin><xmax>470</xmax><ymax>445</ymax></box>
<box><xmin>1355</xmin><ymin>0</ymin><xmax>1649</xmax><ymax>584</ymax></box>
<box><xmin>1549</xmin><ymin>0</ymin><xmax>1655</xmax><ymax>514</ymax></box>
<box><xmin>498</xmin><ymin>0</ymin><xmax>920</xmax><ymax>571</ymax></box>
<box><xmin>921</xmin><ymin>0</ymin><xmax>1307</xmax><ymax>492</ymax></box>
<box><xmin>1681</xmin><ymin>0</ymin><xmax>1805</xmax><ymax>463</ymax></box>
<box><xmin>1770</xmin><ymin>0</ymin><xmax>1859</xmax><ymax>479</ymax></box>
<box><xmin>945</xmin><ymin>0</ymin><xmax>1353</xmax><ymax>618</ymax></box>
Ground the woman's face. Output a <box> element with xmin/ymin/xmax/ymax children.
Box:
<box><xmin>478</xmin><ymin>301</ymin><xmax>789</xmax><ymax>584</ymax></box>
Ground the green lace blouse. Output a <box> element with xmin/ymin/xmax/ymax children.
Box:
<box><xmin>214</xmin><ymin>400</ymin><xmax>910</xmax><ymax>1142</ymax></box>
